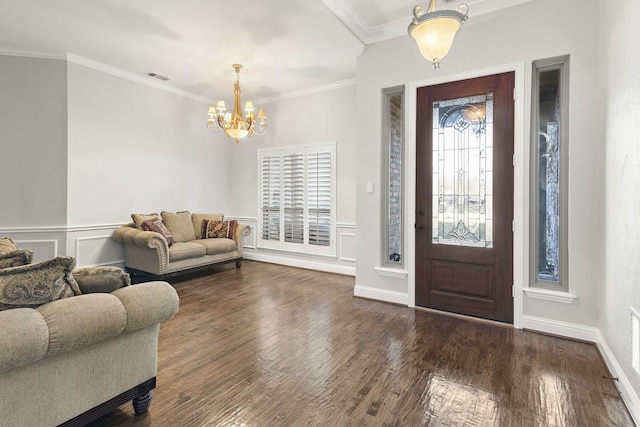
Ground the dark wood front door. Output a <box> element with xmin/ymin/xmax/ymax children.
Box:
<box><xmin>415</xmin><ymin>72</ymin><xmax>515</xmax><ymax>323</ymax></box>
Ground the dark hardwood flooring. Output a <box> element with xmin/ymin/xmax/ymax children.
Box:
<box><xmin>89</xmin><ymin>261</ymin><xmax>634</xmax><ymax>427</ymax></box>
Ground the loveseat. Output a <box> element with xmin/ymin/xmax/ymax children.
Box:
<box><xmin>112</xmin><ymin>210</ymin><xmax>251</xmax><ymax>279</ymax></box>
<box><xmin>0</xmin><ymin>238</ymin><xmax>179</xmax><ymax>427</ymax></box>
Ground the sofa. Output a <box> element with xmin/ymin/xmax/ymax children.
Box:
<box><xmin>0</xmin><ymin>238</ymin><xmax>179</xmax><ymax>427</ymax></box>
<box><xmin>112</xmin><ymin>210</ymin><xmax>251</xmax><ymax>279</ymax></box>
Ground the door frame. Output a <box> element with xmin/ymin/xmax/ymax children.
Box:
<box><xmin>406</xmin><ymin>62</ymin><xmax>526</xmax><ymax>329</ymax></box>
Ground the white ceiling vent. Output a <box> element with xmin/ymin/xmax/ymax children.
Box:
<box><xmin>144</xmin><ymin>72</ymin><xmax>169</xmax><ymax>81</ymax></box>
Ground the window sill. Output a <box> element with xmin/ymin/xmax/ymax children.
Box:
<box><xmin>374</xmin><ymin>266</ymin><xmax>408</xmax><ymax>279</ymax></box>
<box><xmin>523</xmin><ymin>287</ymin><xmax>577</xmax><ymax>304</ymax></box>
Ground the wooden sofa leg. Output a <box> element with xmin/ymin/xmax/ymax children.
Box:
<box><xmin>236</xmin><ymin>260</ymin><xmax>242</xmax><ymax>268</ymax></box>
<box><xmin>132</xmin><ymin>378</ymin><xmax>156</xmax><ymax>414</ymax></box>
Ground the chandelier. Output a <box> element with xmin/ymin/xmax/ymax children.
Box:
<box><xmin>408</xmin><ymin>0</ymin><xmax>469</xmax><ymax>69</ymax></box>
<box><xmin>207</xmin><ymin>64</ymin><xmax>267</xmax><ymax>143</ymax></box>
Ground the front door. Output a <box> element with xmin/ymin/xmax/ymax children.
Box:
<box><xmin>415</xmin><ymin>72</ymin><xmax>515</xmax><ymax>323</ymax></box>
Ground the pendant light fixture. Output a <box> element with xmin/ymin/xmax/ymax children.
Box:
<box><xmin>408</xmin><ymin>0</ymin><xmax>469</xmax><ymax>69</ymax></box>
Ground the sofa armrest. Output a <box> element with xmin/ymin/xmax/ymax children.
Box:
<box><xmin>233</xmin><ymin>224</ymin><xmax>251</xmax><ymax>257</ymax></box>
<box><xmin>112</xmin><ymin>224</ymin><xmax>170</xmax><ymax>270</ymax></box>
<box><xmin>112</xmin><ymin>223</ymin><xmax>169</xmax><ymax>250</ymax></box>
<box><xmin>0</xmin><ymin>281</ymin><xmax>179</xmax><ymax>374</ymax></box>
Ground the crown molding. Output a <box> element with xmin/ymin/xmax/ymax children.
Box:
<box><xmin>2</xmin><ymin>47</ymin><xmax>356</xmax><ymax>106</ymax></box>
<box><xmin>0</xmin><ymin>46</ymin><xmax>66</xmax><ymax>60</ymax></box>
<box><xmin>256</xmin><ymin>78</ymin><xmax>357</xmax><ymax>105</ymax></box>
<box><xmin>65</xmin><ymin>53</ymin><xmax>214</xmax><ymax>104</ymax></box>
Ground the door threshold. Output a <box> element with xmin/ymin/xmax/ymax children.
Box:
<box><xmin>415</xmin><ymin>306</ymin><xmax>513</xmax><ymax>328</ymax></box>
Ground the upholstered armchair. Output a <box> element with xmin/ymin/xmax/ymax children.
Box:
<box><xmin>0</xmin><ymin>238</ymin><xmax>179</xmax><ymax>426</ymax></box>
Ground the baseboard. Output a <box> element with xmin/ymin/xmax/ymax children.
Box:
<box><xmin>595</xmin><ymin>330</ymin><xmax>640</xmax><ymax>426</ymax></box>
<box><xmin>523</xmin><ymin>315</ymin><xmax>640</xmax><ymax>424</ymax></box>
<box><xmin>522</xmin><ymin>314</ymin><xmax>599</xmax><ymax>342</ymax></box>
<box><xmin>243</xmin><ymin>252</ymin><xmax>355</xmax><ymax>276</ymax></box>
<box><xmin>353</xmin><ymin>285</ymin><xmax>408</xmax><ymax>306</ymax></box>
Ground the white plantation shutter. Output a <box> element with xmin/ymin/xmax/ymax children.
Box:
<box><xmin>284</xmin><ymin>154</ymin><xmax>305</xmax><ymax>243</ymax></box>
<box><xmin>258</xmin><ymin>143</ymin><xmax>335</xmax><ymax>255</ymax></box>
<box><xmin>261</xmin><ymin>156</ymin><xmax>281</xmax><ymax>241</ymax></box>
<box><xmin>308</xmin><ymin>151</ymin><xmax>332</xmax><ymax>246</ymax></box>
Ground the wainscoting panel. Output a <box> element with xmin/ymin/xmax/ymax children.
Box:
<box><xmin>74</xmin><ymin>234</ymin><xmax>124</xmax><ymax>267</ymax></box>
<box><xmin>233</xmin><ymin>217</ymin><xmax>356</xmax><ymax>275</ymax></box>
<box><xmin>14</xmin><ymin>239</ymin><xmax>58</xmax><ymax>262</ymax></box>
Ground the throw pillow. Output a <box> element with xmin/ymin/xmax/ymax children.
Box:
<box><xmin>161</xmin><ymin>211</ymin><xmax>197</xmax><ymax>242</ymax></box>
<box><xmin>0</xmin><ymin>237</ymin><xmax>18</xmax><ymax>254</ymax></box>
<box><xmin>141</xmin><ymin>218</ymin><xmax>175</xmax><ymax>246</ymax></box>
<box><xmin>0</xmin><ymin>256</ymin><xmax>82</xmax><ymax>311</ymax></box>
<box><xmin>131</xmin><ymin>213</ymin><xmax>160</xmax><ymax>229</ymax></box>
<box><xmin>191</xmin><ymin>213</ymin><xmax>224</xmax><ymax>238</ymax></box>
<box><xmin>72</xmin><ymin>266</ymin><xmax>131</xmax><ymax>293</ymax></box>
<box><xmin>0</xmin><ymin>249</ymin><xmax>34</xmax><ymax>269</ymax></box>
<box><xmin>201</xmin><ymin>220</ymin><xmax>238</xmax><ymax>239</ymax></box>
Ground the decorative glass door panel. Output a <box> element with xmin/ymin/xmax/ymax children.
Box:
<box><xmin>432</xmin><ymin>93</ymin><xmax>494</xmax><ymax>248</ymax></box>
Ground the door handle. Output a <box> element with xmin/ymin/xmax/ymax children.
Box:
<box><xmin>416</xmin><ymin>224</ymin><xmax>425</xmax><ymax>230</ymax></box>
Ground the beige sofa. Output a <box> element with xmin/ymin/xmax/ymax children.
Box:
<box><xmin>112</xmin><ymin>211</ymin><xmax>251</xmax><ymax>279</ymax></box>
<box><xmin>0</xmin><ymin>251</ymin><xmax>179</xmax><ymax>427</ymax></box>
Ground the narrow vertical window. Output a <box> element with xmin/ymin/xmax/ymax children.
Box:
<box><xmin>531</xmin><ymin>56</ymin><xmax>569</xmax><ymax>290</ymax></box>
<box><xmin>382</xmin><ymin>86</ymin><xmax>404</xmax><ymax>267</ymax></box>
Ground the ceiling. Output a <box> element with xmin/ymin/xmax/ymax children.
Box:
<box><xmin>0</xmin><ymin>0</ymin><xmax>533</xmax><ymax>103</ymax></box>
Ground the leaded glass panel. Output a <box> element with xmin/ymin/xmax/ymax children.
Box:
<box><xmin>432</xmin><ymin>93</ymin><xmax>494</xmax><ymax>247</ymax></box>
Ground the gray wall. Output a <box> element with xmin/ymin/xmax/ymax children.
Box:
<box><xmin>0</xmin><ymin>55</ymin><xmax>68</xmax><ymax>227</ymax></box>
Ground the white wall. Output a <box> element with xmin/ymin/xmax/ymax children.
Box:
<box><xmin>355</xmin><ymin>0</ymin><xmax>602</xmax><ymax>328</ymax></box>
<box><xmin>228</xmin><ymin>85</ymin><xmax>357</xmax><ymax>274</ymax></box>
<box><xmin>0</xmin><ymin>55</ymin><xmax>68</xmax><ymax>227</ymax></box>
<box><xmin>600</xmin><ymin>0</ymin><xmax>640</xmax><ymax>420</ymax></box>
<box><xmin>66</xmin><ymin>61</ymin><xmax>230</xmax><ymax>226</ymax></box>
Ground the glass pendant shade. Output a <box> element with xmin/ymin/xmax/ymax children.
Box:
<box><xmin>408</xmin><ymin>1</ymin><xmax>468</xmax><ymax>68</ymax></box>
<box><xmin>410</xmin><ymin>16</ymin><xmax>461</xmax><ymax>64</ymax></box>
<box><xmin>226</xmin><ymin>128</ymin><xmax>249</xmax><ymax>140</ymax></box>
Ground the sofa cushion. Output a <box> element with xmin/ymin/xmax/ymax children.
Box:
<box><xmin>202</xmin><ymin>220</ymin><xmax>238</xmax><ymax>239</ymax></box>
<box><xmin>131</xmin><ymin>212</ymin><xmax>160</xmax><ymax>229</ymax></box>
<box><xmin>193</xmin><ymin>238</ymin><xmax>237</xmax><ymax>255</ymax></box>
<box><xmin>161</xmin><ymin>211</ymin><xmax>197</xmax><ymax>242</ymax></box>
<box><xmin>0</xmin><ymin>257</ymin><xmax>82</xmax><ymax>311</ymax></box>
<box><xmin>168</xmin><ymin>242</ymin><xmax>206</xmax><ymax>262</ymax></box>
<box><xmin>192</xmin><ymin>213</ymin><xmax>224</xmax><ymax>238</ymax></box>
<box><xmin>72</xmin><ymin>266</ymin><xmax>131</xmax><ymax>294</ymax></box>
<box><xmin>141</xmin><ymin>218</ymin><xmax>174</xmax><ymax>246</ymax></box>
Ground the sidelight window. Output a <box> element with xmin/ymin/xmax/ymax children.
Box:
<box><xmin>531</xmin><ymin>55</ymin><xmax>569</xmax><ymax>290</ymax></box>
<box><xmin>382</xmin><ymin>86</ymin><xmax>405</xmax><ymax>266</ymax></box>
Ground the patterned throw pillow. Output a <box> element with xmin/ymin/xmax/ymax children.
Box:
<box><xmin>0</xmin><ymin>250</ymin><xmax>34</xmax><ymax>269</ymax></box>
<box><xmin>201</xmin><ymin>220</ymin><xmax>238</xmax><ymax>239</ymax></box>
<box><xmin>0</xmin><ymin>237</ymin><xmax>33</xmax><ymax>269</ymax></box>
<box><xmin>0</xmin><ymin>238</ymin><xmax>18</xmax><ymax>254</ymax></box>
<box><xmin>141</xmin><ymin>218</ymin><xmax>174</xmax><ymax>247</ymax></box>
<box><xmin>131</xmin><ymin>213</ymin><xmax>160</xmax><ymax>229</ymax></box>
<box><xmin>0</xmin><ymin>256</ymin><xmax>82</xmax><ymax>311</ymax></box>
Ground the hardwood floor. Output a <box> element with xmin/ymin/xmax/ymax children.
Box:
<box><xmin>89</xmin><ymin>261</ymin><xmax>634</xmax><ymax>427</ymax></box>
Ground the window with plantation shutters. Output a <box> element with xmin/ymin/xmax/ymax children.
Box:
<box><xmin>261</xmin><ymin>156</ymin><xmax>281</xmax><ymax>241</ymax></box>
<box><xmin>258</xmin><ymin>143</ymin><xmax>336</xmax><ymax>255</ymax></box>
